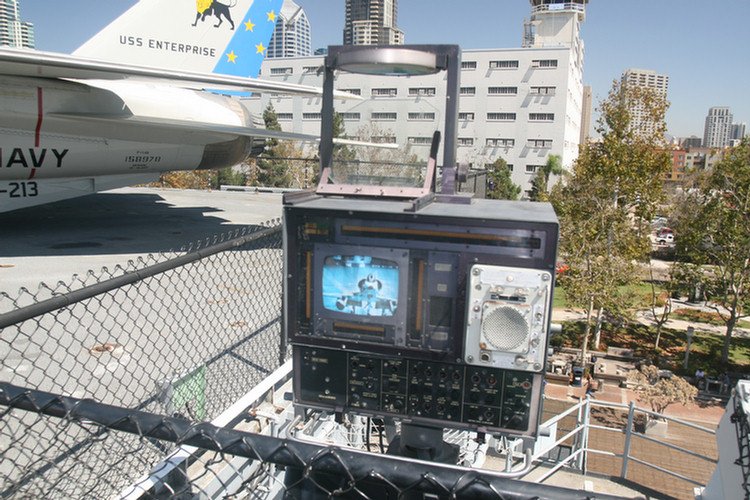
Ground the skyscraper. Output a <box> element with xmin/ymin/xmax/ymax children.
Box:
<box><xmin>344</xmin><ymin>0</ymin><xmax>403</xmax><ymax>46</ymax></box>
<box><xmin>620</xmin><ymin>68</ymin><xmax>669</xmax><ymax>138</ymax></box>
<box><xmin>267</xmin><ymin>0</ymin><xmax>312</xmax><ymax>59</ymax></box>
<box><xmin>0</xmin><ymin>0</ymin><xmax>34</xmax><ymax>48</ymax></box>
<box><xmin>703</xmin><ymin>107</ymin><xmax>733</xmax><ymax>149</ymax></box>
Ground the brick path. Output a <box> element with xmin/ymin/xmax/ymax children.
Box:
<box><xmin>542</xmin><ymin>381</ymin><xmax>723</xmax><ymax>500</ymax></box>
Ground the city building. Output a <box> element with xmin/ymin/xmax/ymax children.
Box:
<box><xmin>267</xmin><ymin>0</ymin><xmax>312</xmax><ymax>59</ymax></box>
<box><xmin>255</xmin><ymin>0</ymin><xmax>587</xmax><ymax>197</ymax></box>
<box><xmin>730</xmin><ymin>121</ymin><xmax>747</xmax><ymax>146</ymax></box>
<box><xmin>662</xmin><ymin>147</ymin><xmax>687</xmax><ymax>193</ymax></box>
<box><xmin>344</xmin><ymin>0</ymin><xmax>404</xmax><ymax>46</ymax></box>
<box><xmin>620</xmin><ymin>68</ymin><xmax>669</xmax><ymax>138</ymax></box>
<box><xmin>0</xmin><ymin>0</ymin><xmax>34</xmax><ymax>48</ymax></box>
<box><xmin>679</xmin><ymin>136</ymin><xmax>702</xmax><ymax>149</ymax></box>
<box><xmin>580</xmin><ymin>85</ymin><xmax>592</xmax><ymax>144</ymax></box>
<box><xmin>703</xmin><ymin>107</ymin><xmax>733</xmax><ymax>149</ymax></box>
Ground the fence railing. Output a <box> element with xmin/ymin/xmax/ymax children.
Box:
<box><xmin>0</xmin><ymin>218</ymin><xmax>720</xmax><ymax>500</ymax></box>
<box><xmin>0</xmin><ymin>222</ymin><xmax>286</xmax><ymax>499</ymax></box>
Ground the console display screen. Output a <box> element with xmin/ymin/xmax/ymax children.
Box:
<box><xmin>322</xmin><ymin>255</ymin><xmax>399</xmax><ymax>316</ymax></box>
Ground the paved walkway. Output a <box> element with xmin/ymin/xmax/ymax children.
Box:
<box><xmin>543</xmin><ymin>380</ymin><xmax>724</xmax><ymax>500</ymax></box>
<box><xmin>552</xmin><ymin>302</ymin><xmax>750</xmax><ymax>339</ymax></box>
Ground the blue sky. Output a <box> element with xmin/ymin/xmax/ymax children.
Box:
<box><xmin>21</xmin><ymin>0</ymin><xmax>750</xmax><ymax>139</ymax></box>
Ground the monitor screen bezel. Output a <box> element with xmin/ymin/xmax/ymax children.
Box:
<box><xmin>311</xmin><ymin>243</ymin><xmax>410</xmax><ymax>345</ymax></box>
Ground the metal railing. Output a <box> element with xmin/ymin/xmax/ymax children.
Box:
<box><xmin>0</xmin><ymin>218</ymin><xmax>720</xmax><ymax>500</ymax></box>
<box><xmin>0</xmin><ymin>222</ymin><xmax>286</xmax><ymax>499</ymax></box>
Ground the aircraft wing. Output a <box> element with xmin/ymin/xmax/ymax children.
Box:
<box><xmin>0</xmin><ymin>48</ymin><xmax>347</xmax><ymax>98</ymax></box>
<box><xmin>46</xmin><ymin>112</ymin><xmax>399</xmax><ymax>149</ymax></box>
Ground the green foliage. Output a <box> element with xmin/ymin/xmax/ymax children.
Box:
<box><xmin>486</xmin><ymin>157</ymin><xmax>521</xmax><ymax>200</ymax></box>
<box><xmin>211</xmin><ymin>167</ymin><xmax>245</xmax><ymax>189</ymax></box>
<box><xmin>550</xmin><ymin>80</ymin><xmax>671</xmax><ymax>357</ymax></box>
<box><xmin>529</xmin><ymin>154</ymin><xmax>564</xmax><ymax>202</ymax></box>
<box><xmin>672</xmin><ymin>137</ymin><xmax>750</xmax><ymax>363</ymax></box>
<box><xmin>256</xmin><ymin>103</ymin><xmax>292</xmax><ymax>187</ymax></box>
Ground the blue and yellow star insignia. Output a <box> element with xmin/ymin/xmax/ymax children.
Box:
<box><xmin>226</xmin><ymin>50</ymin><xmax>238</xmax><ymax>63</ymax></box>
<box><xmin>255</xmin><ymin>43</ymin><xmax>266</xmax><ymax>55</ymax></box>
<box><xmin>267</xmin><ymin>10</ymin><xmax>277</xmax><ymax>22</ymax></box>
<box><xmin>244</xmin><ymin>19</ymin><xmax>255</xmax><ymax>31</ymax></box>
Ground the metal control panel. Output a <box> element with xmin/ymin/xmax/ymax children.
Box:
<box><xmin>295</xmin><ymin>346</ymin><xmax>541</xmax><ymax>433</ymax></box>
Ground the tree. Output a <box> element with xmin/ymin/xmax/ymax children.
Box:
<box><xmin>486</xmin><ymin>157</ymin><xmax>521</xmax><ymax>200</ymax></box>
<box><xmin>255</xmin><ymin>103</ymin><xmax>292</xmax><ymax>187</ymax></box>
<box><xmin>672</xmin><ymin>137</ymin><xmax>750</xmax><ymax>364</ymax></box>
<box><xmin>529</xmin><ymin>154</ymin><xmax>564</xmax><ymax>202</ymax></box>
<box><xmin>211</xmin><ymin>167</ymin><xmax>245</xmax><ymax>189</ymax></box>
<box><xmin>551</xmin><ymin>80</ymin><xmax>671</xmax><ymax>362</ymax></box>
<box><xmin>627</xmin><ymin>365</ymin><xmax>697</xmax><ymax>415</ymax></box>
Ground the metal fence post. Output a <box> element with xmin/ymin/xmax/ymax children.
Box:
<box><xmin>581</xmin><ymin>397</ymin><xmax>591</xmax><ymax>474</ymax></box>
<box><xmin>621</xmin><ymin>400</ymin><xmax>636</xmax><ymax>479</ymax></box>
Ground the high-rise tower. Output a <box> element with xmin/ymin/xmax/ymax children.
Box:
<box><xmin>267</xmin><ymin>0</ymin><xmax>312</xmax><ymax>59</ymax></box>
<box><xmin>621</xmin><ymin>68</ymin><xmax>669</xmax><ymax>138</ymax></box>
<box><xmin>0</xmin><ymin>0</ymin><xmax>34</xmax><ymax>48</ymax></box>
<box><xmin>344</xmin><ymin>0</ymin><xmax>403</xmax><ymax>46</ymax></box>
<box><xmin>703</xmin><ymin>107</ymin><xmax>733</xmax><ymax>149</ymax></box>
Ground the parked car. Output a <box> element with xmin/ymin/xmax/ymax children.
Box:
<box><xmin>657</xmin><ymin>233</ymin><xmax>675</xmax><ymax>246</ymax></box>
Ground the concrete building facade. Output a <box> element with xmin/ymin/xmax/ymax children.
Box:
<box><xmin>0</xmin><ymin>0</ymin><xmax>34</xmax><ymax>48</ymax></box>
<box><xmin>703</xmin><ymin>107</ymin><xmax>733</xmax><ymax>149</ymax></box>
<box><xmin>267</xmin><ymin>0</ymin><xmax>312</xmax><ymax>59</ymax></box>
<box><xmin>620</xmin><ymin>68</ymin><xmax>669</xmax><ymax>138</ymax></box>
<box><xmin>254</xmin><ymin>0</ymin><xmax>586</xmax><ymax>197</ymax></box>
<box><xmin>344</xmin><ymin>0</ymin><xmax>403</xmax><ymax>46</ymax></box>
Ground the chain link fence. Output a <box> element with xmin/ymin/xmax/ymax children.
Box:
<box><xmin>0</xmin><ymin>213</ymin><xmax>719</xmax><ymax>500</ymax></box>
<box><xmin>0</xmin><ymin>222</ymin><xmax>287</xmax><ymax>499</ymax></box>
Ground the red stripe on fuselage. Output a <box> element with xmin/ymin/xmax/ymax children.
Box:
<box><xmin>35</xmin><ymin>88</ymin><xmax>43</xmax><ymax>147</ymax></box>
<box><xmin>30</xmin><ymin>88</ymin><xmax>43</xmax><ymax>180</ymax></box>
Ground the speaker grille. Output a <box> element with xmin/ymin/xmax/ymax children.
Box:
<box><xmin>482</xmin><ymin>305</ymin><xmax>529</xmax><ymax>351</ymax></box>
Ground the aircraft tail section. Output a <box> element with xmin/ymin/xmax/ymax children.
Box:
<box><xmin>73</xmin><ymin>0</ymin><xmax>283</xmax><ymax>78</ymax></box>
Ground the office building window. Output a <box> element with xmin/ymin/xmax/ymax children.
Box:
<box><xmin>340</xmin><ymin>88</ymin><xmax>361</xmax><ymax>96</ymax></box>
<box><xmin>530</xmin><ymin>86</ymin><xmax>556</xmax><ymax>95</ymax></box>
<box><xmin>488</xmin><ymin>87</ymin><xmax>518</xmax><ymax>95</ymax></box>
<box><xmin>372</xmin><ymin>112</ymin><xmax>397</xmax><ymax>120</ymax></box>
<box><xmin>487</xmin><ymin>113</ymin><xmax>516</xmax><ymax>121</ymax></box>
<box><xmin>459</xmin><ymin>112</ymin><xmax>475</xmax><ymax>121</ymax></box>
<box><xmin>372</xmin><ymin>88</ymin><xmax>397</xmax><ymax>97</ymax></box>
<box><xmin>409</xmin><ymin>87</ymin><xmax>436</xmax><ymax>96</ymax></box>
<box><xmin>277</xmin><ymin>113</ymin><xmax>294</xmax><ymax>120</ymax></box>
<box><xmin>408</xmin><ymin>137</ymin><xmax>433</xmax><ymax>145</ymax></box>
<box><xmin>531</xmin><ymin>59</ymin><xmax>558</xmax><ymax>68</ymax></box>
<box><xmin>462</xmin><ymin>61</ymin><xmax>477</xmax><ymax>70</ymax></box>
<box><xmin>270</xmin><ymin>67</ymin><xmax>293</xmax><ymax>75</ymax></box>
<box><xmin>341</xmin><ymin>113</ymin><xmax>361</xmax><ymax>120</ymax></box>
<box><xmin>526</xmin><ymin>165</ymin><xmax>543</xmax><ymax>173</ymax></box>
<box><xmin>303</xmin><ymin>113</ymin><xmax>322</xmax><ymax>120</ymax></box>
<box><xmin>489</xmin><ymin>60</ymin><xmax>519</xmax><ymax>69</ymax></box>
<box><xmin>486</xmin><ymin>138</ymin><xmax>515</xmax><ymax>147</ymax></box>
<box><xmin>458</xmin><ymin>138</ymin><xmax>474</xmax><ymax>146</ymax></box>
<box><xmin>527</xmin><ymin>139</ymin><xmax>553</xmax><ymax>148</ymax></box>
<box><xmin>407</xmin><ymin>112</ymin><xmax>436</xmax><ymax>120</ymax></box>
<box><xmin>529</xmin><ymin>113</ymin><xmax>555</xmax><ymax>121</ymax></box>
<box><xmin>302</xmin><ymin>66</ymin><xmax>320</xmax><ymax>74</ymax></box>
<box><xmin>460</xmin><ymin>87</ymin><xmax>476</xmax><ymax>96</ymax></box>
